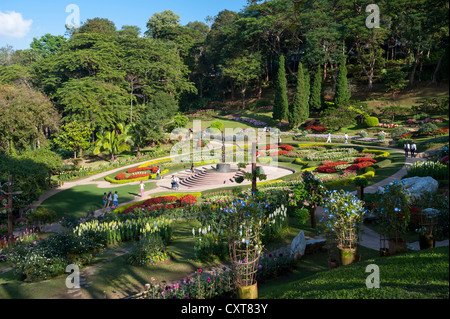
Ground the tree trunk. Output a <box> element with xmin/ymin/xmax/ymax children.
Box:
<box><xmin>431</xmin><ymin>54</ymin><xmax>444</xmax><ymax>84</ymax></box>
<box><xmin>137</xmin><ymin>147</ymin><xmax>141</xmax><ymax>160</ymax></box>
<box><xmin>310</xmin><ymin>205</ymin><xmax>317</xmax><ymax>228</ymax></box>
<box><xmin>74</xmin><ymin>150</ymin><xmax>77</xmax><ymax>159</ymax></box>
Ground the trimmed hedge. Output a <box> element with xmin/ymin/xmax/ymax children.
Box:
<box><xmin>138</xmin><ymin>158</ymin><xmax>172</xmax><ymax>169</ymax></box>
<box><xmin>374</xmin><ymin>159</ymin><xmax>392</xmax><ymax>168</ymax></box>
<box><xmin>325</xmin><ymin>166</ymin><xmax>376</xmax><ymax>188</ymax></box>
<box><xmin>362</xmin><ymin>149</ymin><xmax>390</xmax><ymax>158</ymax></box>
<box><xmin>105</xmin><ymin>169</ymin><xmax>169</xmax><ymax>184</ymax></box>
<box><xmin>294</xmin><ymin>158</ymin><xmax>309</xmax><ymax>166</ymax></box>
<box><xmin>364</xmin><ymin>116</ymin><xmax>380</xmax><ymax>127</ymax></box>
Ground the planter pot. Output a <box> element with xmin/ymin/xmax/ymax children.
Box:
<box><xmin>338</xmin><ymin>247</ymin><xmax>357</xmax><ymax>266</ymax></box>
<box><xmin>237</xmin><ymin>281</ymin><xmax>258</xmax><ymax>299</ymax></box>
<box><xmin>328</xmin><ymin>258</ymin><xmax>339</xmax><ymax>269</ymax></box>
<box><xmin>419</xmin><ymin>234</ymin><xmax>435</xmax><ymax>250</ymax></box>
<box><xmin>388</xmin><ymin>238</ymin><xmax>406</xmax><ymax>255</ymax></box>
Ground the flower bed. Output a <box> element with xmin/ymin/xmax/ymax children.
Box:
<box><xmin>232</xmin><ymin>117</ymin><xmax>268</xmax><ymax>127</ymax></box>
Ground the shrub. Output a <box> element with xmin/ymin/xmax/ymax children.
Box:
<box><xmin>364</xmin><ymin>117</ymin><xmax>380</xmax><ymax>127</ymax></box>
<box><xmin>406</xmin><ymin>161</ymin><xmax>449</xmax><ymax>180</ymax></box>
<box><xmin>27</xmin><ymin>208</ymin><xmax>57</xmax><ymax>231</ymax></box>
<box><xmin>294</xmin><ymin>158</ymin><xmax>308</xmax><ymax>166</ymax></box>
<box><xmin>127</xmin><ymin>232</ymin><xmax>170</xmax><ymax>266</ymax></box>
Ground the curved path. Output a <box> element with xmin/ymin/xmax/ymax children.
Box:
<box><xmin>23</xmin><ymin>142</ymin><xmax>448</xmax><ymax>251</ymax></box>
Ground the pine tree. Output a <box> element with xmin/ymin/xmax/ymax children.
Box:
<box><xmin>334</xmin><ymin>56</ymin><xmax>351</xmax><ymax>107</ymax></box>
<box><xmin>273</xmin><ymin>55</ymin><xmax>289</xmax><ymax>122</ymax></box>
<box><xmin>303</xmin><ymin>65</ymin><xmax>311</xmax><ymax>120</ymax></box>
<box><xmin>310</xmin><ymin>64</ymin><xmax>323</xmax><ymax>111</ymax></box>
<box><xmin>288</xmin><ymin>62</ymin><xmax>306</xmax><ymax>126</ymax></box>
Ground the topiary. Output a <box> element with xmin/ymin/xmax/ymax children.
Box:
<box><xmin>364</xmin><ymin>117</ymin><xmax>380</xmax><ymax>127</ymax></box>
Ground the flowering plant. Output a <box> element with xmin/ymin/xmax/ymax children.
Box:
<box><xmin>323</xmin><ymin>190</ymin><xmax>365</xmax><ymax>249</ymax></box>
<box><xmin>378</xmin><ymin>181</ymin><xmax>411</xmax><ymax>240</ymax></box>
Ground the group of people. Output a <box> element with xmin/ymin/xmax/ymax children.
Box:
<box><xmin>404</xmin><ymin>142</ymin><xmax>417</xmax><ymax>158</ymax></box>
<box><xmin>326</xmin><ymin>133</ymin><xmax>349</xmax><ymax>144</ymax></box>
<box><xmin>102</xmin><ymin>191</ymin><xmax>119</xmax><ymax>211</ymax></box>
<box><xmin>171</xmin><ymin>175</ymin><xmax>180</xmax><ymax>190</ymax></box>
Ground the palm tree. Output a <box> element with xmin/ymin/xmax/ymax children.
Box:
<box><xmin>94</xmin><ymin>124</ymin><xmax>132</xmax><ymax>162</ymax></box>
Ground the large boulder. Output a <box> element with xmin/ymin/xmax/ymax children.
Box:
<box><xmin>401</xmin><ymin>176</ymin><xmax>439</xmax><ymax>200</ymax></box>
<box><xmin>378</xmin><ymin>176</ymin><xmax>439</xmax><ymax>200</ymax></box>
<box><xmin>290</xmin><ymin>230</ymin><xmax>306</xmax><ymax>260</ymax></box>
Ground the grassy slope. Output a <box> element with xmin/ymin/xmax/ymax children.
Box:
<box><xmin>260</xmin><ymin>246</ymin><xmax>449</xmax><ymax>299</ymax></box>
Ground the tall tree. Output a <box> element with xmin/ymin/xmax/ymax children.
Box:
<box><xmin>288</xmin><ymin>62</ymin><xmax>307</xmax><ymax>126</ymax></box>
<box><xmin>273</xmin><ymin>55</ymin><xmax>288</xmax><ymax>122</ymax></box>
<box><xmin>145</xmin><ymin>10</ymin><xmax>181</xmax><ymax>39</ymax></box>
<box><xmin>310</xmin><ymin>65</ymin><xmax>323</xmax><ymax>111</ymax></box>
<box><xmin>53</xmin><ymin>121</ymin><xmax>93</xmax><ymax>159</ymax></box>
<box><xmin>334</xmin><ymin>56</ymin><xmax>351</xmax><ymax>107</ymax></box>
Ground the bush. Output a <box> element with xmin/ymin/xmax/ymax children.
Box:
<box><xmin>406</xmin><ymin>161</ymin><xmax>449</xmax><ymax>180</ymax></box>
<box><xmin>127</xmin><ymin>232</ymin><xmax>170</xmax><ymax>266</ymax></box>
<box><xmin>294</xmin><ymin>158</ymin><xmax>308</xmax><ymax>166</ymax></box>
<box><xmin>27</xmin><ymin>208</ymin><xmax>57</xmax><ymax>231</ymax></box>
<box><xmin>364</xmin><ymin>117</ymin><xmax>380</xmax><ymax>127</ymax></box>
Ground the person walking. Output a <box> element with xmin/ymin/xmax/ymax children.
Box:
<box><xmin>107</xmin><ymin>191</ymin><xmax>113</xmax><ymax>210</ymax></box>
<box><xmin>404</xmin><ymin>142</ymin><xmax>410</xmax><ymax>158</ymax></box>
<box><xmin>190</xmin><ymin>163</ymin><xmax>195</xmax><ymax>174</ymax></box>
<box><xmin>410</xmin><ymin>142</ymin><xmax>417</xmax><ymax>158</ymax></box>
<box><xmin>102</xmin><ymin>193</ymin><xmax>108</xmax><ymax>212</ymax></box>
<box><xmin>112</xmin><ymin>191</ymin><xmax>119</xmax><ymax>209</ymax></box>
<box><xmin>157</xmin><ymin>166</ymin><xmax>161</xmax><ymax>180</ymax></box>
<box><xmin>140</xmin><ymin>181</ymin><xmax>145</xmax><ymax>197</ymax></box>
<box><xmin>326</xmin><ymin>133</ymin><xmax>332</xmax><ymax>143</ymax></box>
<box><xmin>344</xmin><ymin>133</ymin><xmax>349</xmax><ymax>144</ymax></box>
<box><xmin>171</xmin><ymin>175</ymin><xmax>175</xmax><ymax>190</ymax></box>
<box><xmin>174</xmin><ymin>176</ymin><xmax>180</xmax><ymax>191</ymax></box>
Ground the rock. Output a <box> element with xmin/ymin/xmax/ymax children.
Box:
<box><xmin>400</xmin><ymin>176</ymin><xmax>439</xmax><ymax>200</ymax></box>
<box><xmin>378</xmin><ymin>176</ymin><xmax>439</xmax><ymax>200</ymax></box>
<box><xmin>290</xmin><ymin>230</ymin><xmax>306</xmax><ymax>260</ymax></box>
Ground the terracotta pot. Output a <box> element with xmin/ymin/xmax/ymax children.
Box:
<box><xmin>237</xmin><ymin>281</ymin><xmax>258</xmax><ymax>299</ymax></box>
<box><xmin>338</xmin><ymin>247</ymin><xmax>357</xmax><ymax>266</ymax></box>
<box><xmin>419</xmin><ymin>234</ymin><xmax>435</xmax><ymax>250</ymax></box>
<box><xmin>388</xmin><ymin>238</ymin><xmax>406</xmax><ymax>255</ymax></box>
<box><xmin>328</xmin><ymin>258</ymin><xmax>339</xmax><ymax>269</ymax></box>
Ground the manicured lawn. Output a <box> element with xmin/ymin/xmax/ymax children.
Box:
<box><xmin>39</xmin><ymin>183</ymin><xmax>157</xmax><ymax>219</ymax></box>
<box><xmin>260</xmin><ymin>246</ymin><xmax>449</xmax><ymax>299</ymax></box>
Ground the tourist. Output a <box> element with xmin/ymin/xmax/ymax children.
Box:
<box><xmin>404</xmin><ymin>142</ymin><xmax>410</xmax><ymax>158</ymax></box>
<box><xmin>107</xmin><ymin>191</ymin><xmax>113</xmax><ymax>209</ymax></box>
<box><xmin>174</xmin><ymin>176</ymin><xmax>180</xmax><ymax>190</ymax></box>
<box><xmin>344</xmin><ymin>133</ymin><xmax>349</xmax><ymax>144</ymax></box>
<box><xmin>171</xmin><ymin>175</ymin><xmax>175</xmax><ymax>190</ymax></box>
<box><xmin>410</xmin><ymin>142</ymin><xmax>417</xmax><ymax>158</ymax></box>
<box><xmin>102</xmin><ymin>193</ymin><xmax>108</xmax><ymax>211</ymax></box>
<box><xmin>326</xmin><ymin>133</ymin><xmax>332</xmax><ymax>143</ymax></box>
<box><xmin>191</xmin><ymin>163</ymin><xmax>195</xmax><ymax>173</ymax></box>
<box><xmin>112</xmin><ymin>191</ymin><xmax>119</xmax><ymax>209</ymax></box>
<box><xmin>140</xmin><ymin>181</ymin><xmax>145</xmax><ymax>198</ymax></box>
<box><xmin>157</xmin><ymin>166</ymin><xmax>161</xmax><ymax>180</ymax></box>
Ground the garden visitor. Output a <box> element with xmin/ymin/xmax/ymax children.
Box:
<box><xmin>171</xmin><ymin>175</ymin><xmax>175</xmax><ymax>190</ymax></box>
<box><xmin>410</xmin><ymin>142</ymin><xmax>417</xmax><ymax>158</ymax></box>
<box><xmin>278</xmin><ymin>136</ymin><xmax>281</xmax><ymax>146</ymax></box>
<box><xmin>107</xmin><ymin>191</ymin><xmax>113</xmax><ymax>209</ymax></box>
<box><xmin>326</xmin><ymin>133</ymin><xmax>332</xmax><ymax>143</ymax></box>
<box><xmin>112</xmin><ymin>191</ymin><xmax>119</xmax><ymax>209</ymax></box>
<box><xmin>404</xmin><ymin>142</ymin><xmax>410</xmax><ymax>158</ymax></box>
<box><xmin>344</xmin><ymin>133</ymin><xmax>349</xmax><ymax>144</ymax></box>
<box><xmin>174</xmin><ymin>176</ymin><xmax>180</xmax><ymax>190</ymax></box>
<box><xmin>157</xmin><ymin>166</ymin><xmax>161</xmax><ymax>180</ymax></box>
<box><xmin>191</xmin><ymin>163</ymin><xmax>195</xmax><ymax>173</ymax></box>
<box><xmin>140</xmin><ymin>181</ymin><xmax>145</xmax><ymax>197</ymax></box>
<box><xmin>102</xmin><ymin>193</ymin><xmax>108</xmax><ymax>211</ymax></box>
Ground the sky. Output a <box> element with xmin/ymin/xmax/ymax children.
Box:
<box><xmin>0</xmin><ymin>0</ymin><xmax>249</xmax><ymax>50</ymax></box>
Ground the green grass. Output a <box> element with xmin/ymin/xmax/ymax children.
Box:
<box><xmin>260</xmin><ymin>246</ymin><xmax>449</xmax><ymax>299</ymax></box>
<box><xmin>39</xmin><ymin>183</ymin><xmax>157</xmax><ymax>219</ymax></box>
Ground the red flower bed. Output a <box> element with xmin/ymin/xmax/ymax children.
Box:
<box><xmin>306</xmin><ymin>125</ymin><xmax>327</xmax><ymax>132</ymax></box>
<box><xmin>127</xmin><ymin>166</ymin><xmax>158</xmax><ymax>174</ymax></box>
<box><xmin>280</xmin><ymin>145</ymin><xmax>294</xmax><ymax>151</ymax></box>
<box><xmin>115</xmin><ymin>173</ymin><xmax>127</xmax><ymax>180</ymax></box>
<box><xmin>268</xmin><ymin>150</ymin><xmax>289</xmax><ymax>156</ymax></box>
<box><xmin>260</xmin><ymin>145</ymin><xmax>279</xmax><ymax>150</ymax></box>
<box><xmin>180</xmin><ymin>195</ymin><xmax>197</xmax><ymax>205</ymax></box>
<box><xmin>127</xmin><ymin>173</ymin><xmax>152</xmax><ymax>179</ymax></box>
<box><xmin>354</xmin><ymin>158</ymin><xmax>376</xmax><ymax>164</ymax></box>
<box><xmin>317</xmin><ymin>161</ymin><xmax>348</xmax><ymax>173</ymax></box>
<box><xmin>345</xmin><ymin>161</ymin><xmax>375</xmax><ymax>171</ymax></box>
